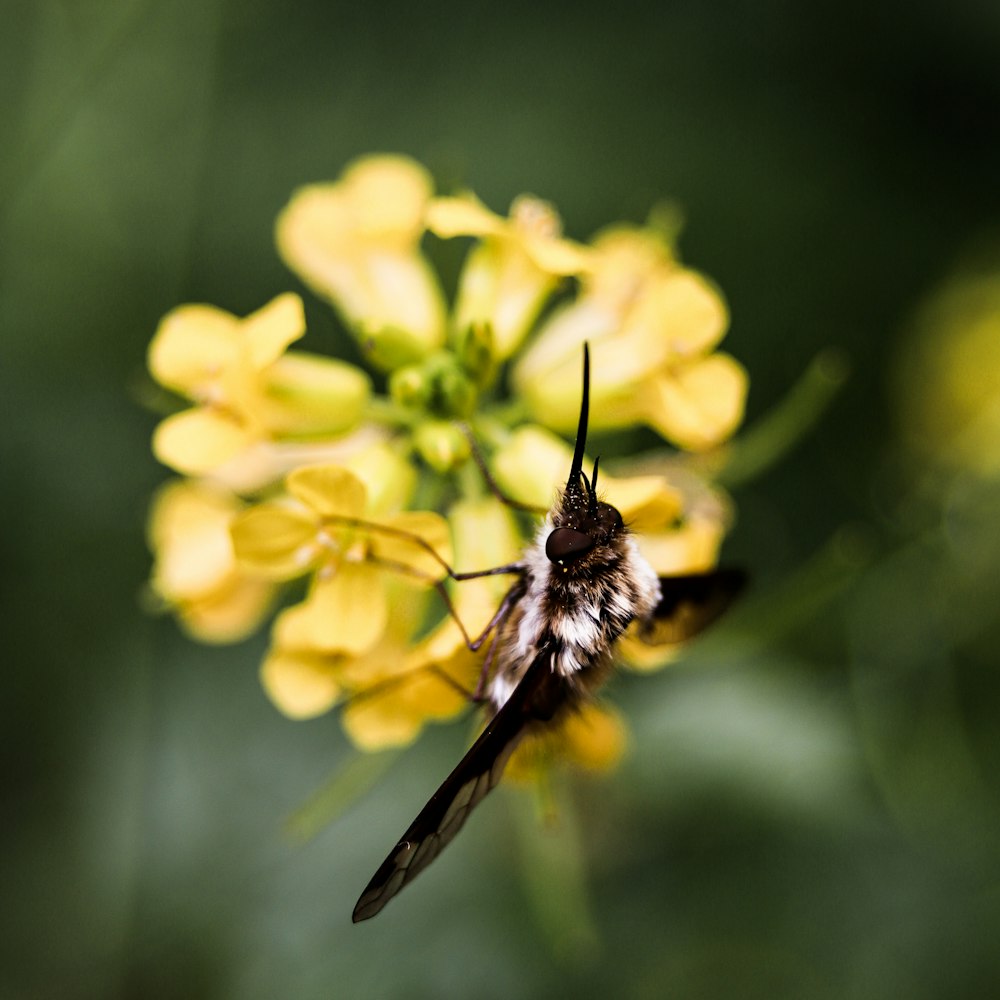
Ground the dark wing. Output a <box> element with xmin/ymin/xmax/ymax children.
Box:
<box><xmin>636</xmin><ymin>568</ymin><xmax>746</xmax><ymax>646</ymax></box>
<box><xmin>352</xmin><ymin>646</ymin><xmax>564</xmax><ymax>922</ymax></box>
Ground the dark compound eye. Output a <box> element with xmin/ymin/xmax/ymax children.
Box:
<box><xmin>545</xmin><ymin>527</ymin><xmax>594</xmax><ymax>566</ymax></box>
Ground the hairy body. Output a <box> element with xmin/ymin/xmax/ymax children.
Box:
<box><xmin>352</xmin><ymin>347</ymin><xmax>743</xmax><ymax>922</ymax></box>
<box><xmin>488</xmin><ymin>515</ymin><xmax>661</xmax><ymax>712</ymax></box>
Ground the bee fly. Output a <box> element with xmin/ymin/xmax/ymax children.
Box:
<box><xmin>352</xmin><ymin>345</ymin><xmax>745</xmax><ymax>922</ymax></box>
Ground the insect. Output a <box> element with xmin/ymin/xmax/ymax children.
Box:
<box><xmin>352</xmin><ymin>345</ymin><xmax>744</xmax><ymax>922</ymax></box>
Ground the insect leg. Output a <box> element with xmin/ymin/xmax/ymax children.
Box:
<box><xmin>457</xmin><ymin>423</ymin><xmax>549</xmax><ymax>516</ymax></box>
<box><xmin>368</xmin><ymin>553</ymin><xmax>524</xmax><ymax>654</ymax></box>
<box><xmin>470</xmin><ymin>577</ymin><xmax>526</xmax><ymax>701</ymax></box>
<box><xmin>327</xmin><ymin>515</ymin><xmax>523</xmax><ymax>585</ymax></box>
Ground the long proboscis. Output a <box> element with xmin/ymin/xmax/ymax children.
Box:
<box><xmin>566</xmin><ymin>343</ymin><xmax>591</xmax><ymax>493</ymax></box>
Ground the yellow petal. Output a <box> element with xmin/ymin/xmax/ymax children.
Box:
<box><xmin>416</xmin><ymin>618</ymin><xmax>469</xmax><ymax>666</ymax></box>
<box><xmin>559</xmin><ymin>702</ymin><xmax>628</xmax><ymax>772</ymax></box>
<box><xmin>397</xmin><ymin>669</ymin><xmax>470</xmax><ymax>724</ymax></box>
<box><xmin>342</xmin><ymin>662</ymin><xmax>469</xmax><ymax>750</ymax></box>
<box><xmin>261</xmin><ymin>647</ymin><xmax>342</xmax><ymax>719</ymax></box>
<box><xmin>618</xmin><ymin>631</ymin><xmax>681</xmax><ymax>672</ymax></box>
<box><xmin>442</xmin><ymin>195</ymin><xmax>589</xmax><ymax>360</ymax></box>
<box><xmin>340</xmin><ymin>154</ymin><xmax>434</xmax><ymax>241</ymax></box>
<box><xmin>508</xmin><ymin>196</ymin><xmax>590</xmax><ymax>275</ymax></box>
<box><xmin>453</xmin><ymin>239</ymin><xmax>557</xmax><ymax>360</ymax></box>
<box><xmin>148</xmin><ymin>480</ymin><xmax>276</xmax><ymax>642</ymax></box>
<box><xmin>276</xmin><ymin>158</ymin><xmax>446</xmax><ymax>354</ymax></box>
<box><xmin>491</xmin><ymin>428</ymin><xmax>682</xmax><ymax>530</ymax></box>
<box><xmin>635</xmin><ymin>516</ymin><xmax>725</xmax><ymax>575</ymax></box>
<box><xmin>152</xmin><ymin>407</ymin><xmax>255</xmax><ymax>475</ymax></box>
<box><xmin>600</xmin><ymin>475</ymin><xmax>682</xmax><ymax>533</ymax></box>
<box><xmin>634</xmin><ymin>270</ymin><xmax>728</xmax><ymax>359</ymax></box>
<box><xmin>507</xmin><ymin>702</ymin><xmax>628</xmax><ymax>779</ymax></box>
<box><xmin>342</xmin><ymin>693</ymin><xmax>424</xmax><ymax>750</ymax></box>
<box><xmin>895</xmin><ymin>272</ymin><xmax>1000</xmax><ymax>474</ymax></box>
<box><xmin>177</xmin><ymin>575</ymin><xmax>275</xmax><ymax>645</ymax></box>
<box><xmin>277</xmin><ymin>188</ymin><xmax>446</xmax><ymax>354</ymax></box>
<box><xmin>148</xmin><ymin>481</ymin><xmax>239</xmax><ymax>599</ymax></box>
<box><xmin>640</xmin><ymin>353</ymin><xmax>749</xmax><ymax>450</ymax></box>
<box><xmin>447</xmin><ymin>497</ymin><xmax>523</xmax><ymax>636</ymax></box>
<box><xmin>286</xmin><ymin>464</ymin><xmax>367</xmax><ymax>518</ymax></box>
<box><xmin>242</xmin><ymin>292</ymin><xmax>306</xmax><ymax>370</ymax></box>
<box><xmin>369</xmin><ymin>510</ymin><xmax>454</xmax><ymax>580</ymax></box>
<box><xmin>537</xmin><ymin>274</ymin><xmax>727</xmax><ymax>394</ymax></box>
<box><xmin>276</xmin><ymin>563</ymin><xmax>387</xmax><ymax>655</ymax></box>
<box><xmin>426</xmin><ymin>193</ymin><xmax>504</xmax><ymax>238</ymax></box>
<box><xmin>576</xmin><ymin>273</ymin><xmax>728</xmax><ymax>396</ymax></box>
<box><xmin>589</xmin><ymin>223</ymin><xmax>673</xmax><ymax>281</ymax></box>
<box><xmin>512</xmin><ymin>299</ymin><xmax>615</xmax><ymax>392</ymax></box>
<box><xmin>342</xmin><ymin>442</ymin><xmax>415</xmax><ymax>516</ymax></box>
<box><xmin>229</xmin><ymin>502</ymin><xmax>317</xmax><ymax>578</ymax></box>
<box><xmin>259</xmin><ymin>351</ymin><xmax>370</xmax><ymax>436</ymax></box>
<box><xmin>518</xmin><ymin>349</ymin><xmax>629</xmax><ymax>436</ymax></box>
<box><xmin>147</xmin><ymin>304</ymin><xmax>240</xmax><ymax>394</ymax></box>
<box><xmin>449</xmin><ymin>496</ymin><xmax>522</xmax><ymax>573</ymax></box>
<box><xmin>353</xmin><ymin>252</ymin><xmax>448</xmax><ymax>357</ymax></box>
<box><xmin>492</xmin><ymin>425</ymin><xmax>571</xmax><ymax>509</ymax></box>
<box><xmin>522</xmin><ymin>232</ymin><xmax>593</xmax><ymax>276</ymax></box>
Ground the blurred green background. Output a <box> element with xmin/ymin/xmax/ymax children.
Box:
<box><xmin>4</xmin><ymin>1</ymin><xmax>1000</xmax><ymax>997</ymax></box>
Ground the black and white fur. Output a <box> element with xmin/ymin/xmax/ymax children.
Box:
<box><xmin>352</xmin><ymin>347</ymin><xmax>743</xmax><ymax>922</ymax></box>
<box><xmin>487</xmin><ymin>505</ymin><xmax>660</xmax><ymax>710</ymax></box>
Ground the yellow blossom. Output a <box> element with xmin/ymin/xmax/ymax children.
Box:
<box><xmin>141</xmin><ymin>153</ymin><xmax>750</xmax><ymax>794</ymax></box>
<box><xmin>895</xmin><ymin>270</ymin><xmax>1000</xmax><ymax>476</ymax></box>
<box><xmin>507</xmin><ymin>702</ymin><xmax>628</xmax><ymax>780</ymax></box>
<box><xmin>149</xmin><ymin>293</ymin><xmax>370</xmax><ymax>475</ymax></box>
<box><xmin>512</xmin><ymin>225</ymin><xmax>748</xmax><ymax>450</ymax></box>
<box><xmin>427</xmin><ymin>193</ymin><xmax>591</xmax><ymax>360</ymax></box>
<box><xmin>276</xmin><ymin>155</ymin><xmax>447</xmax><ymax>367</ymax></box>
<box><xmin>338</xmin><ymin>497</ymin><xmax>523</xmax><ymax>747</ymax></box>
<box><xmin>232</xmin><ymin>459</ymin><xmax>451</xmax><ymax>597</ymax></box>
<box><xmin>491</xmin><ymin>425</ymin><xmax>683</xmax><ymax>531</ymax></box>
<box><xmin>147</xmin><ymin>480</ymin><xmax>275</xmax><ymax>643</ymax></box>
<box><xmin>260</xmin><ymin>576</ymin><xmax>477</xmax><ymax>742</ymax></box>
<box><xmin>230</xmin><ymin>459</ymin><xmax>455</xmax><ymax>718</ymax></box>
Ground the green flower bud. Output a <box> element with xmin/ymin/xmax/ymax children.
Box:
<box><xmin>359</xmin><ymin>324</ymin><xmax>430</xmax><ymax>372</ymax></box>
<box><xmin>261</xmin><ymin>352</ymin><xmax>371</xmax><ymax>437</ymax></box>
<box><xmin>389</xmin><ymin>365</ymin><xmax>432</xmax><ymax>410</ymax></box>
<box><xmin>435</xmin><ymin>366</ymin><xmax>477</xmax><ymax>419</ymax></box>
<box><xmin>456</xmin><ymin>321</ymin><xmax>496</xmax><ymax>384</ymax></box>
<box><xmin>413</xmin><ymin>420</ymin><xmax>471</xmax><ymax>474</ymax></box>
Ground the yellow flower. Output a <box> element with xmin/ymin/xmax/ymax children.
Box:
<box><xmin>232</xmin><ymin>459</ymin><xmax>450</xmax><ymax>622</ymax></box>
<box><xmin>149</xmin><ymin>293</ymin><xmax>370</xmax><ymax>475</ymax></box>
<box><xmin>147</xmin><ymin>480</ymin><xmax>275</xmax><ymax>643</ymax></box>
<box><xmin>895</xmin><ymin>271</ymin><xmax>1000</xmax><ymax>476</ymax></box>
<box><xmin>256</xmin><ymin>495</ymin><xmax>523</xmax><ymax>747</ymax></box>
<box><xmin>507</xmin><ymin>701</ymin><xmax>628</xmax><ymax>781</ymax></box>
<box><xmin>512</xmin><ymin>225</ymin><xmax>748</xmax><ymax>450</ymax></box>
<box><xmin>276</xmin><ymin>155</ymin><xmax>447</xmax><ymax>368</ymax></box>
<box><xmin>427</xmin><ymin>193</ymin><xmax>591</xmax><ymax>360</ymax></box>
<box><xmin>141</xmin><ymin>153</ymin><xmax>750</xmax><ymax>790</ymax></box>
<box><xmin>260</xmin><ymin>577</ymin><xmax>476</xmax><ymax>743</ymax></box>
<box><xmin>339</xmin><ymin>615</ymin><xmax>478</xmax><ymax>749</ymax></box>
<box><xmin>491</xmin><ymin>425</ymin><xmax>683</xmax><ymax>531</ymax></box>
<box><xmin>338</xmin><ymin>496</ymin><xmax>523</xmax><ymax>746</ymax></box>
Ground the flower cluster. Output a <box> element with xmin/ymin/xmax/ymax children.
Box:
<box><xmin>145</xmin><ymin>154</ymin><xmax>747</xmax><ymax>772</ymax></box>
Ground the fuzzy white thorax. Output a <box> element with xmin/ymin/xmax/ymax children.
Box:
<box><xmin>488</xmin><ymin>518</ymin><xmax>661</xmax><ymax>709</ymax></box>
